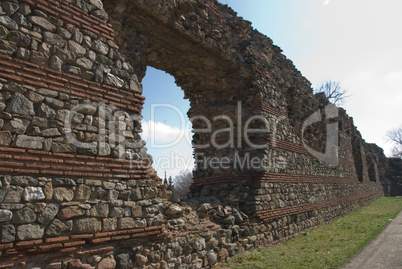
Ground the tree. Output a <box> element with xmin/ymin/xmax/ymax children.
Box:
<box><xmin>387</xmin><ymin>126</ymin><xmax>402</xmax><ymax>158</ymax></box>
<box><xmin>314</xmin><ymin>80</ymin><xmax>349</xmax><ymax>106</ymax></box>
<box><xmin>172</xmin><ymin>170</ymin><xmax>193</xmax><ymax>201</ymax></box>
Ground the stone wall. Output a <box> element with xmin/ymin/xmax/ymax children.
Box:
<box><xmin>0</xmin><ymin>0</ymin><xmax>390</xmax><ymax>268</ymax></box>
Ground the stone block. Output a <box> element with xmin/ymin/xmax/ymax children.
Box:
<box><xmin>46</xmin><ymin>219</ymin><xmax>69</xmax><ymax>236</ymax></box>
<box><xmin>73</xmin><ymin>217</ymin><xmax>101</xmax><ymax>234</ymax></box>
<box><xmin>58</xmin><ymin>206</ymin><xmax>85</xmax><ymax>220</ymax></box>
<box><xmin>23</xmin><ymin>186</ymin><xmax>45</xmax><ymax>201</ymax></box>
<box><xmin>0</xmin><ymin>130</ymin><xmax>12</xmax><ymax>145</ymax></box>
<box><xmin>6</xmin><ymin>92</ymin><xmax>35</xmax><ymax>116</ymax></box>
<box><xmin>43</xmin><ymin>31</ymin><xmax>66</xmax><ymax>48</ymax></box>
<box><xmin>13</xmin><ymin>207</ymin><xmax>36</xmax><ymax>224</ymax></box>
<box><xmin>0</xmin><ymin>209</ymin><xmax>13</xmax><ymax>222</ymax></box>
<box><xmin>15</xmin><ymin>135</ymin><xmax>44</xmax><ymax>149</ymax></box>
<box><xmin>37</xmin><ymin>203</ymin><xmax>59</xmax><ymax>225</ymax></box>
<box><xmin>53</xmin><ymin>187</ymin><xmax>75</xmax><ymax>203</ymax></box>
<box><xmin>17</xmin><ymin>224</ymin><xmax>44</xmax><ymax>240</ymax></box>
<box><xmin>74</xmin><ymin>184</ymin><xmax>91</xmax><ymax>201</ymax></box>
<box><xmin>1</xmin><ymin>224</ymin><xmax>15</xmax><ymax>243</ymax></box>
<box><xmin>118</xmin><ymin>217</ymin><xmax>136</xmax><ymax>229</ymax></box>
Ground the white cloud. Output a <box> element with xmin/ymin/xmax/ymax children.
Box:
<box><xmin>140</xmin><ymin>121</ymin><xmax>194</xmax><ymax>178</ymax></box>
<box><xmin>303</xmin><ymin>19</ymin><xmax>313</xmax><ymax>28</ymax></box>
<box><xmin>141</xmin><ymin>120</ymin><xmax>192</xmax><ymax>148</ymax></box>
<box><xmin>323</xmin><ymin>0</ymin><xmax>331</xmax><ymax>6</ymax></box>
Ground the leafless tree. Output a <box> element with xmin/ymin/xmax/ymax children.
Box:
<box><xmin>315</xmin><ymin>80</ymin><xmax>349</xmax><ymax>105</ymax></box>
<box><xmin>172</xmin><ymin>170</ymin><xmax>193</xmax><ymax>200</ymax></box>
<box><xmin>387</xmin><ymin>126</ymin><xmax>402</xmax><ymax>158</ymax></box>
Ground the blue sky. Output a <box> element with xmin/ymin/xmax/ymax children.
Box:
<box><xmin>141</xmin><ymin>0</ymin><xmax>402</xmax><ymax>178</ymax></box>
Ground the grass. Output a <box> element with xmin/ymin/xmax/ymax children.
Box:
<box><xmin>218</xmin><ymin>197</ymin><xmax>402</xmax><ymax>269</ymax></box>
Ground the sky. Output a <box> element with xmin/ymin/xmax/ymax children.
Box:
<box><xmin>141</xmin><ymin>0</ymin><xmax>402</xmax><ymax>178</ymax></box>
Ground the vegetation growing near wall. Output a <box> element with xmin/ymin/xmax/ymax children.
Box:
<box><xmin>219</xmin><ymin>197</ymin><xmax>402</xmax><ymax>269</ymax></box>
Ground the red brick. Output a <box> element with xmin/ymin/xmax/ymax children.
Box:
<box><xmin>0</xmin><ymin>264</ymin><xmax>15</xmax><ymax>269</ymax></box>
<box><xmin>15</xmin><ymin>239</ymin><xmax>42</xmax><ymax>247</ymax></box>
<box><xmin>70</xmin><ymin>234</ymin><xmax>93</xmax><ymax>240</ymax></box>
<box><xmin>90</xmin><ymin>237</ymin><xmax>111</xmax><ymax>244</ymax></box>
<box><xmin>94</xmin><ymin>232</ymin><xmax>110</xmax><ymax>238</ymax></box>
<box><xmin>38</xmin><ymin>243</ymin><xmax>63</xmax><ymax>251</ymax></box>
<box><xmin>0</xmin><ymin>243</ymin><xmax>13</xmax><ymax>250</ymax></box>
<box><xmin>76</xmin><ymin>246</ymin><xmax>114</xmax><ymax>256</ymax></box>
<box><xmin>60</xmin><ymin>247</ymin><xmax>78</xmax><ymax>253</ymax></box>
<box><xmin>63</xmin><ymin>241</ymin><xmax>85</xmax><ymax>247</ymax></box>
<box><xmin>45</xmin><ymin>236</ymin><xmax>69</xmax><ymax>243</ymax></box>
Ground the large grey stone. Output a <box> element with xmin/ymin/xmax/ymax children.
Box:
<box><xmin>49</xmin><ymin>55</ymin><xmax>63</xmax><ymax>71</ymax></box>
<box><xmin>118</xmin><ymin>217</ymin><xmax>136</xmax><ymax>229</ymax></box>
<box><xmin>31</xmin><ymin>117</ymin><xmax>48</xmax><ymax>128</ymax></box>
<box><xmin>0</xmin><ymin>209</ymin><xmax>12</xmax><ymax>222</ymax></box>
<box><xmin>26</xmin><ymin>91</ymin><xmax>44</xmax><ymax>103</ymax></box>
<box><xmin>92</xmin><ymin>40</ymin><xmax>109</xmax><ymax>55</ymax></box>
<box><xmin>4</xmin><ymin>82</ymin><xmax>26</xmax><ymax>93</ymax></box>
<box><xmin>41</xmin><ymin>128</ymin><xmax>61</xmax><ymax>137</ymax></box>
<box><xmin>74</xmin><ymin>184</ymin><xmax>91</xmax><ymax>201</ymax></box>
<box><xmin>53</xmin><ymin>187</ymin><xmax>74</xmax><ymax>202</ymax></box>
<box><xmin>0</xmin><ymin>130</ymin><xmax>12</xmax><ymax>145</ymax></box>
<box><xmin>43</xmin><ymin>31</ymin><xmax>66</xmax><ymax>48</ymax></box>
<box><xmin>6</xmin><ymin>93</ymin><xmax>34</xmax><ymax>116</ymax></box>
<box><xmin>58</xmin><ymin>206</ymin><xmax>85</xmax><ymax>220</ymax></box>
<box><xmin>68</xmin><ymin>40</ymin><xmax>86</xmax><ymax>57</ymax></box>
<box><xmin>73</xmin><ymin>218</ymin><xmax>101</xmax><ymax>234</ymax></box>
<box><xmin>29</xmin><ymin>51</ymin><xmax>49</xmax><ymax>65</ymax></box>
<box><xmin>104</xmin><ymin>73</ymin><xmax>124</xmax><ymax>88</ymax></box>
<box><xmin>29</xmin><ymin>16</ymin><xmax>56</xmax><ymax>32</ymax></box>
<box><xmin>38</xmin><ymin>103</ymin><xmax>56</xmax><ymax>118</ymax></box>
<box><xmin>63</xmin><ymin>65</ymin><xmax>81</xmax><ymax>75</ymax></box>
<box><xmin>13</xmin><ymin>207</ymin><xmax>36</xmax><ymax>224</ymax></box>
<box><xmin>2</xmin><ymin>2</ymin><xmax>19</xmax><ymax>16</ymax></box>
<box><xmin>76</xmin><ymin>57</ymin><xmax>93</xmax><ymax>70</ymax></box>
<box><xmin>51</xmin><ymin>142</ymin><xmax>77</xmax><ymax>153</ymax></box>
<box><xmin>17</xmin><ymin>224</ymin><xmax>44</xmax><ymax>240</ymax></box>
<box><xmin>15</xmin><ymin>135</ymin><xmax>44</xmax><ymax>149</ymax></box>
<box><xmin>0</xmin><ymin>15</ymin><xmax>18</xmax><ymax>30</ymax></box>
<box><xmin>3</xmin><ymin>118</ymin><xmax>30</xmax><ymax>134</ymax></box>
<box><xmin>0</xmin><ymin>39</ymin><xmax>17</xmax><ymax>55</ymax></box>
<box><xmin>3</xmin><ymin>186</ymin><xmax>23</xmax><ymax>203</ymax></box>
<box><xmin>11</xmin><ymin>175</ymin><xmax>38</xmax><ymax>186</ymax></box>
<box><xmin>46</xmin><ymin>219</ymin><xmax>69</xmax><ymax>236</ymax></box>
<box><xmin>89</xmin><ymin>0</ymin><xmax>103</xmax><ymax>9</ymax></box>
<box><xmin>37</xmin><ymin>203</ymin><xmax>59</xmax><ymax>225</ymax></box>
<box><xmin>12</xmin><ymin>13</ymin><xmax>32</xmax><ymax>28</ymax></box>
<box><xmin>23</xmin><ymin>187</ymin><xmax>45</xmax><ymax>201</ymax></box>
<box><xmin>89</xmin><ymin>203</ymin><xmax>109</xmax><ymax>218</ymax></box>
<box><xmin>8</xmin><ymin>30</ymin><xmax>31</xmax><ymax>48</ymax></box>
<box><xmin>0</xmin><ymin>25</ymin><xmax>8</xmax><ymax>39</ymax></box>
<box><xmin>53</xmin><ymin>178</ymin><xmax>76</xmax><ymax>187</ymax></box>
<box><xmin>1</xmin><ymin>224</ymin><xmax>15</xmax><ymax>243</ymax></box>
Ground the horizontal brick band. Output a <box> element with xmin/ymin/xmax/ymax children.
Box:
<box><xmin>0</xmin><ymin>226</ymin><xmax>164</xmax><ymax>260</ymax></box>
<box><xmin>0</xmin><ymin>55</ymin><xmax>144</xmax><ymax>113</ymax></box>
<box><xmin>192</xmin><ymin>172</ymin><xmax>360</xmax><ymax>188</ymax></box>
<box><xmin>254</xmin><ymin>190</ymin><xmax>382</xmax><ymax>222</ymax></box>
<box><xmin>0</xmin><ymin>146</ymin><xmax>153</xmax><ymax>180</ymax></box>
<box><xmin>20</xmin><ymin>0</ymin><xmax>115</xmax><ymax>40</ymax></box>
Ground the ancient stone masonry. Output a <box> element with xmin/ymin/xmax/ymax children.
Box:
<box><xmin>0</xmin><ymin>0</ymin><xmax>392</xmax><ymax>268</ymax></box>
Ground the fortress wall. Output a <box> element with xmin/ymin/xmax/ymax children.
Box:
<box><xmin>0</xmin><ymin>0</ymin><xmax>385</xmax><ymax>268</ymax></box>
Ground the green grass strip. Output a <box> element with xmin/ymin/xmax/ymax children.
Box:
<box><xmin>222</xmin><ymin>197</ymin><xmax>402</xmax><ymax>269</ymax></box>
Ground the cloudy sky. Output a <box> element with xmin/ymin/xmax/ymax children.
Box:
<box><xmin>141</xmin><ymin>0</ymin><xmax>402</xmax><ymax>178</ymax></box>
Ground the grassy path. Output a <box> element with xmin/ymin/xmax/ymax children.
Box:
<box><xmin>218</xmin><ymin>197</ymin><xmax>402</xmax><ymax>269</ymax></box>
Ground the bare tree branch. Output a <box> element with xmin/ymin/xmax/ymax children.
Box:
<box><xmin>387</xmin><ymin>126</ymin><xmax>402</xmax><ymax>158</ymax></box>
<box><xmin>172</xmin><ymin>170</ymin><xmax>193</xmax><ymax>200</ymax></box>
<box><xmin>315</xmin><ymin>80</ymin><xmax>349</xmax><ymax>105</ymax></box>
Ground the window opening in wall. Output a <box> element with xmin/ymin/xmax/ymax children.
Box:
<box><xmin>141</xmin><ymin>67</ymin><xmax>194</xmax><ymax>194</ymax></box>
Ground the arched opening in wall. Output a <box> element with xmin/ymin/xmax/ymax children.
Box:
<box><xmin>140</xmin><ymin>67</ymin><xmax>194</xmax><ymax>199</ymax></box>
